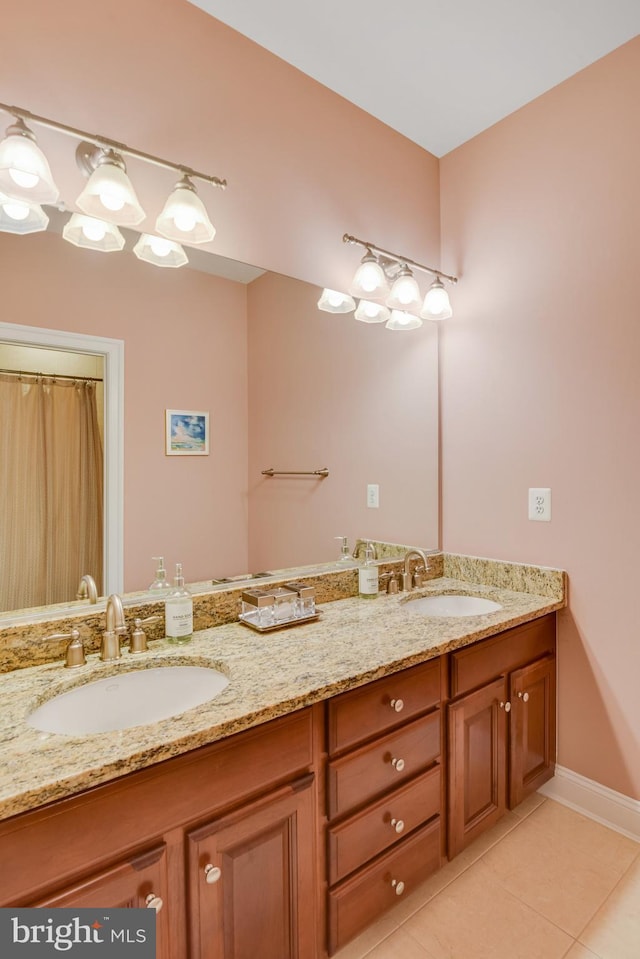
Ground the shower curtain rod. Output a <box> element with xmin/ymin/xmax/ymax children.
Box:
<box><xmin>0</xmin><ymin>368</ymin><xmax>103</xmax><ymax>383</ymax></box>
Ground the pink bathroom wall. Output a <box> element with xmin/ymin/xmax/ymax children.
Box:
<box><xmin>439</xmin><ymin>38</ymin><xmax>640</xmax><ymax>800</ymax></box>
<box><xmin>1</xmin><ymin>230</ymin><xmax>249</xmax><ymax>590</ymax></box>
<box><xmin>246</xmin><ymin>273</ymin><xmax>439</xmax><ymax>570</ymax></box>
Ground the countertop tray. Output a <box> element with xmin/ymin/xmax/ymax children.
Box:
<box><xmin>238</xmin><ymin>611</ymin><xmax>321</xmax><ymax>633</ymax></box>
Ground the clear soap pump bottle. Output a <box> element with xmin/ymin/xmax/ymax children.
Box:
<box><xmin>149</xmin><ymin>556</ymin><xmax>169</xmax><ymax>592</ymax></box>
<box><xmin>358</xmin><ymin>542</ymin><xmax>379</xmax><ymax>599</ymax></box>
<box><xmin>335</xmin><ymin>536</ymin><xmax>355</xmax><ymax>565</ymax></box>
<box><xmin>165</xmin><ymin>563</ymin><xmax>193</xmax><ymax>644</ymax></box>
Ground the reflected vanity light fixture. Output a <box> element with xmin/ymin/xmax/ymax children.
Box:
<box><xmin>0</xmin><ymin>102</ymin><xmax>226</xmax><ymax>265</ymax></box>
<box><xmin>133</xmin><ymin>233</ymin><xmax>188</xmax><ymax>268</ymax></box>
<box><xmin>0</xmin><ymin>117</ymin><xmax>59</xmax><ymax>204</ymax></box>
<box><xmin>354</xmin><ymin>299</ymin><xmax>390</xmax><ymax>323</ymax></box>
<box><xmin>386</xmin><ymin>309</ymin><xmax>423</xmax><ymax>331</ymax></box>
<box><xmin>62</xmin><ymin>212</ymin><xmax>125</xmax><ymax>252</ymax></box>
<box><xmin>0</xmin><ymin>191</ymin><xmax>49</xmax><ymax>234</ymax></box>
<box><xmin>317</xmin><ymin>288</ymin><xmax>356</xmax><ymax>313</ymax></box>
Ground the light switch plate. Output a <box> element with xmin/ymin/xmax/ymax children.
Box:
<box><xmin>367</xmin><ymin>484</ymin><xmax>379</xmax><ymax>508</ymax></box>
<box><xmin>528</xmin><ymin>488</ymin><xmax>551</xmax><ymax>522</ymax></box>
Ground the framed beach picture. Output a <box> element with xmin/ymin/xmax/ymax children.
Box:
<box><xmin>165</xmin><ymin>409</ymin><xmax>210</xmax><ymax>455</ymax></box>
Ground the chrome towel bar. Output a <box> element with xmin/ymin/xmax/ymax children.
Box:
<box><xmin>261</xmin><ymin>468</ymin><xmax>329</xmax><ymax>478</ymax></box>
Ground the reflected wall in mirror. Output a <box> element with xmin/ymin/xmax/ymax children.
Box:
<box><xmin>0</xmin><ymin>220</ymin><xmax>439</xmax><ymax>622</ymax></box>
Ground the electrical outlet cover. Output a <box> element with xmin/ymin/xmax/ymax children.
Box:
<box><xmin>528</xmin><ymin>488</ymin><xmax>551</xmax><ymax>522</ymax></box>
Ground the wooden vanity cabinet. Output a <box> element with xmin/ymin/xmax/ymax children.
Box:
<box><xmin>0</xmin><ymin>708</ymin><xmax>317</xmax><ymax>959</ymax></box>
<box><xmin>446</xmin><ymin>615</ymin><xmax>556</xmax><ymax>858</ymax></box>
<box><xmin>325</xmin><ymin>660</ymin><xmax>444</xmax><ymax>955</ymax></box>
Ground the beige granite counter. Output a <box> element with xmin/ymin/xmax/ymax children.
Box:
<box><xmin>0</xmin><ymin>569</ymin><xmax>565</xmax><ymax>823</ymax></box>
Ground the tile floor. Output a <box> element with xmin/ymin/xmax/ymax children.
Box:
<box><xmin>334</xmin><ymin>795</ymin><xmax>640</xmax><ymax>959</ymax></box>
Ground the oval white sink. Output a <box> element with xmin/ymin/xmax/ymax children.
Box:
<box><xmin>404</xmin><ymin>595</ymin><xmax>502</xmax><ymax>617</ymax></box>
<box><xmin>27</xmin><ymin>665</ymin><xmax>229</xmax><ymax>735</ymax></box>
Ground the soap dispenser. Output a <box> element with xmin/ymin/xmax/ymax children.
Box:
<box><xmin>165</xmin><ymin>563</ymin><xmax>193</xmax><ymax>644</ymax></box>
<box><xmin>335</xmin><ymin>536</ymin><xmax>356</xmax><ymax>565</ymax></box>
<box><xmin>358</xmin><ymin>542</ymin><xmax>379</xmax><ymax>599</ymax></box>
<box><xmin>149</xmin><ymin>556</ymin><xmax>169</xmax><ymax>592</ymax></box>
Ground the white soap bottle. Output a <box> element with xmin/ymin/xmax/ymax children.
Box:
<box><xmin>165</xmin><ymin>563</ymin><xmax>193</xmax><ymax>644</ymax></box>
<box><xmin>358</xmin><ymin>542</ymin><xmax>379</xmax><ymax>599</ymax></box>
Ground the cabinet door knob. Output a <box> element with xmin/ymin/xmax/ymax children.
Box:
<box><xmin>518</xmin><ymin>691</ymin><xmax>530</xmax><ymax>703</ymax></box>
<box><xmin>499</xmin><ymin>701</ymin><xmax>512</xmax><ymax>712</ymax></box>
<box><xmin>390</xmin><ymin>698</ymin><xmax>404</xmax><ymax>713</ymax></box>
<box><xmin>145</xmin><ymin>893</ymin><xmax>163</xmax><ymax>912</ymax></box>
<box><xmin>391</xmin><ymin>879</ymin><xmax>405</xmax><ymax>896</ymax></box>
<box><xmin>204</xmin><ymin>864</ymin><xmax>222</xmax><ymax>884</ymax></box>
<box><xmin>391</xmin><ymin>757</ymin><xmax>405</xmax><ymax>772</ymax></box>
<box><xmin>390</xmin><ymin>818</ymin><xmax>405</xmax><ymax>833</ymax></box>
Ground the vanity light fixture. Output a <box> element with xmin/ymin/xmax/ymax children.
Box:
<box><xmin>354</xmin><ymin>299</ymin><xmax>390</xmax><ymax>323</ymax></box>
<box><xmin>76</xmin><ymin>144</ymin><xmax>145</xmax><ymax>226</ymax></box>
<box><xmin>133</xmin><ymin>233</ymin><xmax>188</xmax><ymax>268</ymax></box>
<box><xmin>0</xmin><ymin>192</ymin><xmax>49</xmax><ymax>234</ymax></box>
<box><xmin>317</xmin><ymin>288</ymin><xmax>357</xmax><ymax>313</ymax></box>
<box><xmin>62</xmin><ymin>213</ymin><xmax>125</xmax><ymax>252</ymax></box>
<box><xmin>0</xmin><ymin>102</ymin><xmax>226</xmax><ymax>258</ymax></box>
<box><xmin>344</xmin><ymin>233</ymin><xmax>458</xmax><ymax>324</ymax></box>
<box><xmin>155</xmin><ymin>175</ymin><xmax>216</xmax><ymax>244</ymax></box>
<box><xmin>0</xmin><ymin>117</ymin><xmax>59</xmax><ymax>204</ymax></box>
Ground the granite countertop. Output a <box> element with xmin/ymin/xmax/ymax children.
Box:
<box><xmin>0</xmin><ymin>576</ymin><xmax>564</xmax><ymax>823</ymax></box>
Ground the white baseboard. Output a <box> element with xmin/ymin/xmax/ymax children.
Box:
<box><xmin>538</xmin><ymin>765</ymin><xmax>640</xmax><ymax>843</ymax></box>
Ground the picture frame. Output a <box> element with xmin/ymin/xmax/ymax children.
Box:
<box><xmin>165</xmin><ymin>409</ymin><xmax>210</xmax><ymax>456</ymax></box>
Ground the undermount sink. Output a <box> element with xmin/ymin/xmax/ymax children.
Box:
<box><xmin>26</xmin><ymin>665</ymin><xmax>229</xmax><ymax>735</ymax></box>
<box><xmin>403</xmin><ymin>595</ymin><xmax>503</xmax><ymax>617</ymax></box>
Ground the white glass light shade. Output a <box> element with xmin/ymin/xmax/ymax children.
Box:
<box><xmin>156</xmin><ymin>177</ymin><xmax>215</xmax><ymax>244</ymax></box>
<box><xmin>385</xmin><ymin>309</ymin><xmax>423</xmax><ymax>332</ymax></box>
<box><xmin>420</xmin><ymin>277</ymin><xmax>453</xmax><ymax>319</ymax></box>
<box><xmin>354</xmin><ymin>299</ymin><xmax>390</xmax><ymax>324</ymax></box>
<box><xmin>76</xmin><ymin>153</ymin><xmax>145</xmax><ymax>226</ymax></box>
<box><xmin>349</xmin><ymin>253</ymin><xmax>390</xmax><ymax>300</ymax></box>
<box><xmin>62</xmin><ymin>213</ymin><xmax>125</xmax><ymax>252</ymax></box>
<box><xmin>0</xmin><ymin>122</ymin><xmax>59</xmax><ymax>204</ymax></box>
<box><xmin>133</xmin><ymin>233</ymin><xmax>188</xmax><ymax>268</ymax></box>
<box><xmin>317</xmin><ymin>288</ymin><xmax>356</xmax><ymax>313</ymax></box>
<box><xmin>0</xmin><ymin>193</ymin><xmax>49</xmax><ymax>234</ymax></box>
<box><xmin>386</xmin><ymin>267</ymin><xmax>422</xmax><ymax>312</ymax></box>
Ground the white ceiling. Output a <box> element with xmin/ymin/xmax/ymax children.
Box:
<box><xmin>188</xmin><ymin>0</ymin><xmax>640</xmax><ymax>157</ymax></box>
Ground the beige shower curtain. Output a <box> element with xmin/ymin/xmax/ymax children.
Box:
<box><xmin>0</xmin><ymin>373</ymin><xmax>103</xmax><ymax>612</ymax></box>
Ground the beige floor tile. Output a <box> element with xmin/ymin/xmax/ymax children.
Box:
<box><xmin>364</xmin><ymin>927</ymin><xmax>436</xmax><ymax>959</ymax></box>
<box><xmin>563</xmin><ymin>944</ymin><xmax>602</xmax><ymax>958</ymax></box>
<box><xmin>479</xmin><ymin>800</ymin><xmax>639</xmax><ymax>936</ymax></box>
<box><xmin>511</xmin><ymin>790</ymin><xmax>547</xmax><ymax>819</ymax></box>
<box><xmin>579</xmin><ymin>857</ymin><xmax>640</xmax><ymax>959</ymax></box>
<box><xmin>403</xmin><ymin>859</ymin><xmax>573</xmax><ymax>959</ymax></box>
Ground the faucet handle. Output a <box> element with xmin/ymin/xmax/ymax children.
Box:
<box><xmin>44</xmin><ymin>628</ymin><xmax>86</xmax><ymax>668</ymax></box>
<box><xmin>412</xmin><ymin>565</ymin><xmax>426</xmax><ymax>589</ymax></box>
<box><xmin>130</xmin><ymin>615</ymin><xmax>160</xmax><ymax>654</ymax></box>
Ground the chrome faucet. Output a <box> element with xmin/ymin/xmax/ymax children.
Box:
<box><xmin>401</xmin><ymin>548</ymin><xmax>429</xmax><ymax>591</ymax></box>
<box><xmin>101</xmin><ymin>593</ymin><xmax>128</xmax><ymax>661</ymax></box>
<box><xmin>76</xmin><ymin>573</ymin><xmax>98</xmax><ymax>604</ymax></box>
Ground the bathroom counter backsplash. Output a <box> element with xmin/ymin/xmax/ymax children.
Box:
<box><xmin>0</xmin><ymin>556</ymin><xmax>566</xmax><ymax>821</ymax></box>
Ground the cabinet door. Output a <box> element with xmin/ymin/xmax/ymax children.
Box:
<box><xmin>447</xmin><ymin>677</ymin><xmax>507</xmax><ymax>858</ymax></box>
<box><xmin>32</xmin><ymin>844</ymin><xmax>170</xmax><ymax>959</ymax></box>
<box><xmin>509</xmin><ymin>656</ymin><xmax>556</xmax><ymax>807</ymax></box>
<box><xmin>187</xmin><ymin>775</ymin><xmax>316</xmax><ymax>959</ymax></box>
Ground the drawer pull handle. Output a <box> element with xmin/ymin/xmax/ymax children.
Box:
<box><xmin>499</xmin><ymin>701</ymin><xmax>511</xmax><ymax>712</ymax></box>
<box><xmin>390</xmin><ymin>818</ymin><xmax>405</xmax><ymax>834</ymax></box>
<box><xmin>145</xmin><ymin>893</ymin><xmax>163</xmax><ymax>912</ymax></box>
<box><xmin>204</xmin><ymin>864</ymin><xmax>222</xmax><ymax>884</ymax></box>
<box><xmin>390</xmin><ymin>698</ymin><xmax>404</xmax><ymax>713</ymax></box>
<box><xmin>391</xmin><ymin>757</ymin><xmax>405</xmax><ymax>772</ymax></box>
<box><xmin>391</xmin><ymin>879</ymin><xmax>405</xmax><ymax>896</ymax></box>
<box><xmin>518</xmin><ymin>691</ymin><xmax>530</xmax><ymax>703</ymax></box>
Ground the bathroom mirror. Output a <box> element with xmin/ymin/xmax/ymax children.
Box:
<box><xmin>0</xmin><ymin>218</ymin><xmax>439</xmax><ymax>624</ymax></box>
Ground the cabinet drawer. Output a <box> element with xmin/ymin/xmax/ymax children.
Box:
<box><xmin>450</xmin><ymin>615</ymin><xmax>556</xmax><ymax>698</ymax></box>
<box><xmin>327</xmin><ymin>712</ymin><xmax>440</xmax><ymax>820</ymax></box>
<box><xmin>327</xmin><ymin>660</ymin><xmax>441</xmax><ymax>756</ymax></box>
<box><xmin>328</xmin><ymin>765</ymin><xmax>441</xmax><ymax>884</ymax></box>
<box><xmin>327</xmin><ymin>818</ymin><xmax>441</xmax><ymax>955</ymax></box>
